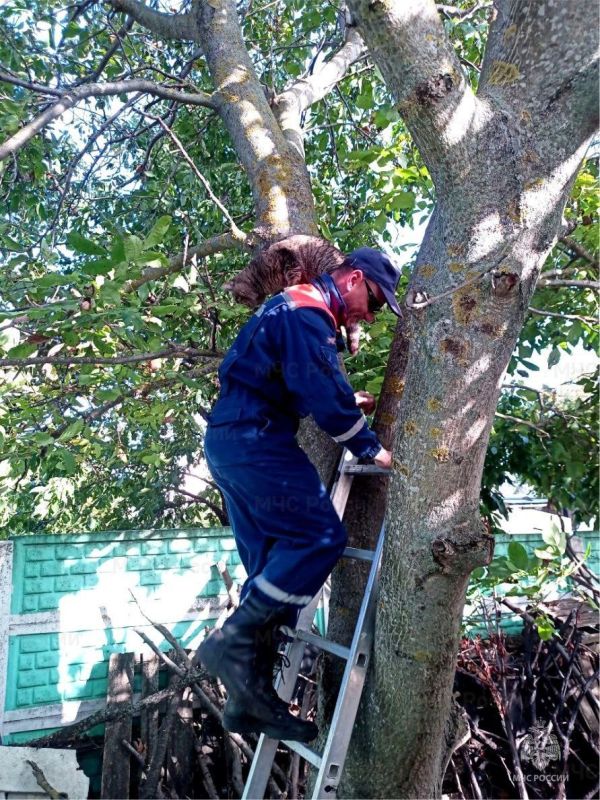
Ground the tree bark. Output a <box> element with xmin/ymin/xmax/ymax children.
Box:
<box><xmin>338</xmin><ymin>1</ymin><xmax>598</xmax><ymax>796</ymax></box>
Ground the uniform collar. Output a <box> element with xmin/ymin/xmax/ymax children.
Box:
<box><xmin>311</xmin><ymin>274</ymin><xmax>348</xmax><ymax>351</ymax></box>
<box><xmin>311</xmin><ymin>273</ymin><xmax>347</xmax><ymax>329</ymax></box>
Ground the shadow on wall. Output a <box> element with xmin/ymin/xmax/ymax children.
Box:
<box><xmin>2</xmin><ymin>527</ymin><xmax>244</xmax><ymax>741</ymax></box>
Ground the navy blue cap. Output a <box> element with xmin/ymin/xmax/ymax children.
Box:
<box><xmin>345</xmin><ymin>247</ymin><xmax>402</xmax><ymax>316</ymax></box>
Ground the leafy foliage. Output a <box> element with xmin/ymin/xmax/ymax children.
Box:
<box><xmin>465</xmin><ymin>525</ymin><xmax>587</xmax><ymax>642</ymax></box>
<box><xmin>0</xmin><ymin>0</ymin><xmax>597</xmax><ymax>536</ymax></box>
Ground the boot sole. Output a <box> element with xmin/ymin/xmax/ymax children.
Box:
<box><xmin>223</xmin><ymin>712</ymin><xmax>318</xmax><ymax>743</ymax></box>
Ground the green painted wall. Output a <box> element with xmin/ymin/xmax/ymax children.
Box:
<box><xmin>3</xmin><ymin>527</ymin><xmax>244</xmax><ymax>744</ymax></box>
<box><xmin>2</xmin><ymin>526</ymin><xmax>597</xmax><ymax>746</ymax></box>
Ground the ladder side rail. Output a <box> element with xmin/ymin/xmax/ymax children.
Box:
<box><xmin>311</xmin><ymin>524</ymin><xmax>386</xmax><ymax>799</ymax></box>
<box><xmin>242</xmin><ymin>448</ymin><xmax>375</xmax><ymax>800</ymax></box>
<box><xmin>242</xmin><ymin>594</ymin><xmax>321</xmax><ymax>799</ymax></box>
<box><xmin>329</xmin><ymin>450</ymin><xmax>357</xmax><ymax>520</ymax></box>
<box><xmin>322</xmin><ymin>448</ymin><xmax>356</xmax><ymax>634</ymax></box>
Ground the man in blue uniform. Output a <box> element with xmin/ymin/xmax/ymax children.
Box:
<box><xmin>199</xmin><ymin>246</ymin><xmax>400</xmax><ymax>742</ymax></box>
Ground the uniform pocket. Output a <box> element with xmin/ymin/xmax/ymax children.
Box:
<box><xmin>208</xmin><ymin>405</ymin><xmax>245</xmax><ymax>425</ymax></box>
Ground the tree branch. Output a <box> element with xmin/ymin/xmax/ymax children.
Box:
<box><xmin>109</xmin><ymin>0</ymin><xmax>197</xmax><ymax>41</ymax></box>
<box><xmin>0</xmin><ymin>346</ymin><xmax>221</xmax><ymax>368</ymax></box>
<box><xmin>436</xmin><ymin>2</ymin><xmax>491</xmax><ymax>21</ymax></box>
<box><xmin>479</xmin><ymin>0</ymin><xmax>598</xmax><ymax>152</ymax></box>
<box><xmin>26</xmin><ymin>761</ymin><xmax>66</xmax><ymax>800</ymax></box>
<box><xmin>171</xmin><ymin>487</ymin><xmax>228</xmax><ymax>524</ymax></box>
<box><xmin>123</xmin><ymin>230</ymin><xmax>247</xmax><ymax>292</ymax></box>
<box><xmin>0</xmin><ymin>78</ymin><xmax>216</xmax><ymax>162</ymax></box>
<box><xmin>143</xmin><ymin>112</ymin><xmax>246</xmax><ymax>238</ymax></box>
<box><xmin>346</xmin><ymin>0</ymin><xmax>477</xmax><ymax>184</ymax></box>
<box><xmin>49</xmin><ymin>365</ymin><xmax>214</xmax><ymax>440</ymax></box>
<box><xmin>194</xmin><ymin>0</ymin><xmax>318</xmax><ymax>236</ymax></box>
<box><xmin>274</xmin><ymin>28</ymin><xmax>367</xmax><ymax>156</ymax></box>
<box><xmin>46</xmin><ymin>94</ymin><xmax>142</xmax><ymax>240</ymax></box>
<box><xmin>24</xmin><ymin>672</ymin><xmax>201</xmax><ymax>748</ymax></box>
<box><xmin>528</xmin><ymin>306</ymin><xmax>597</xmax><ymax>323</ymax></box>
<box><xmin>538</xmin><ymin>279</ymin><xmax>599</xmax><ymax>290</ymax></box>
<box><xmin>76</xmin><ymin>16</ymin><xmax>135</xmax><ymax>85</ymax></box>
<box><xmin>405</xmin><ymin>247</ymin><xmax>511</xmax><ymax>310</ymax></box>
<box><xmin>494</xmin><ymin>412</ymin><xmax>550</xmax><ymax>437</ymax></box>
<box><xmin>0</xmin><ymin>68</ymin><xmax>62</xmax><ymax>96</ymax></box>
<box><xmin>559</xmin><ymin>236</ymin><xmax>598</xmax><ymax>266</ymax></box>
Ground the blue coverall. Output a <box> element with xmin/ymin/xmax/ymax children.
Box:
<box><xmin>204</xmin><ymin>273</ymin><xmax>382</xmax><ymax>615</ymax></box>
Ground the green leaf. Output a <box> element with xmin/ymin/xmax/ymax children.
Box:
<box><xmin>520</xmin><ymin>359</ymin><xmax>540</xmax><ymax>371</ymax></box>
<box><xmin>32</xmin><ymin>433</ymin><xmax>55</xmax><ymax>446</ymax></box>
<box><xmin>82</xmin><ymin>258</ymin><xmax>115</xmax><ymax>276</ymax></box>
<box><xmin>7</xmin><ymin>343</ymin><xmax>38</xmax><ymax>358</ymax></box>
<box><xmin>57</xmin><ymin>449</ymin><xmax>77</xmax><ymax>474</ymax></box>
<box><xmin>124</xmin><ymin>235</ymin><xmax>143</xmax><ymax>262</ymax></box>
<box><xmin>547</xmin><ymin>347</ymin><xmax>561</xmax><ymax>368</ymax></box>
<box><xmin>534</xmin><ymin>547</ymin><xmax>556</xmax><ymax>561</ymax></box>
<box><xmin>58</xmin><ymin>420</ymin><xmax>85</xmax><ymax>442</ymax></box>
<box><xmin>111</xmin><ymin>237</ymin><xmax>126</xmax><ymax>263</ymax></box>
<box><xmin>391</xmin><ymin>191</ymin><xmax>415</xmax><ymax>210</ymax></box>
<box><xmin>172</xmin><ymin>274</ymin><xmax>189</xmax><ymax>292</ymax></box>
<box><xmin>365</xmin><ymin>376</ymin><xmax>384</xmax><ymax>394</ymax></box>
<box><xmin>143</xmin><ymin>215</ymin><xmax>171</xmax><ymax>250</ymax></box>
<box><xmin>542</xmin><ymin>525</ymin><xmax>566</xmax><ymax>554</ymax></box>
<box><xmin>66</xmin><ymin>231</ymin><xmax>106</xmax><ymax>256</ymax></box>
<box><xmin>536</xmin><ymin>616</ymin><xmax>556</xmax><ymax>641</ymax></box>
<box><xmin>508</xmin><ymin>541</ymin><xmax>529</xmax><ymax>570</ymax></box>
<box><xmin>37</xmin><ymin>273</ymin><xmax>73</xmax><ymax>288</ymax></box>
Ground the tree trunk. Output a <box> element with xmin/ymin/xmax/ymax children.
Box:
<box><xmin>337</xmin><ymin>1</ymin><xmax>598</xmax><ymax>796</ymax></box>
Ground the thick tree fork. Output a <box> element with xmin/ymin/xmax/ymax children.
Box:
<box><xmin>242</xmin><ymin>451</ymin><xmax>390</xmax><ymax>799</ymax></box>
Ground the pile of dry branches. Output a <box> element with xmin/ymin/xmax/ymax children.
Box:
<box><xmin>445</xmin><ymin>597</ymin><xmax>599</xmax><ymax>800</ymax></box>
<box><xmin>24</xmin><ymin>610</ymin><xmax>318</xmax><ymax>799</ymax></box>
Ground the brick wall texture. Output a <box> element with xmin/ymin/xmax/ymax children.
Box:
<box><xmin>5</xmin><ymin>528</ymin><xmax>244</xmax><ymax>725</ymax></box>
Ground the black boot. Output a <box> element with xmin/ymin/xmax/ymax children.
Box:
<box><xmin>255</xmin><ymin>612</ymin><xmax>290</xmax><ymax>700</ymax></box>
<box><xmin>198</xmin><ymin>594</ymin><xmax>318</xmax><ymax>742</ymax></box>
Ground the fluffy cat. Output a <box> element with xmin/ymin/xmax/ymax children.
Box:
<box><xmin>224</xmin><ymin>234</ymin><xmax>362</xmax><ymax>353</ymax></box>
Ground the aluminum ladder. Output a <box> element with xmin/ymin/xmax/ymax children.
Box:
<box><xmin>242</xmin><ymin>449</ymin><xmax>389</xmax><ymax>799</ymax></box>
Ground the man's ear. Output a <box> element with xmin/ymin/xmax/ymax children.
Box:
<box><xmin>349</xmin><ymin>269</ymin><xmax>363</xmax><ymax>288</ymax></box>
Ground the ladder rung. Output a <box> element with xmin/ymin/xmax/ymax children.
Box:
<box><xmin>280</xmin><ymin>626</ymin><xmax>351</xmax><ymax>660</ymax></box>
<box><xmin>342</xmin><ymin>464</ymin><xmax>391</xmax><ymax>475</ymax></box>
<box><xmin>281</xmin><ymin>740</ymin><xmax>322</xmax><ymax>768</ymax></box>
<box><xmin>343</xmin><ymin>546</ymin><xmax>375</xmax><ymax>562</ymax></box>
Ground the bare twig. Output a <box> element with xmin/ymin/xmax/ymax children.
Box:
<box><xmin>139</xmin><ymin>679</ymin><xmax>182</xmax><ymax>799</ymax></box>
<box><xmin>197</xmin><ymin>747</ymin><xmax>220</xmax><ymax>799</ymax></box>
<box><xmin>437</xmin><ymin>2</ymin><xmax>491</xmax><ymax>21</ymax></box>
<box><xmin>494</xmin><ymin>412</ymin><xmax>551</xmax><ymax>437</ymax></box>
<box><xmin>461</xmin><ymin>750</ymin><xmax>484</xmax><ymax>800</ymax></box>
<box><xmin>538</xmin><ymin>279</ymin><xmax>599</xmax><ymax>289</ymax></box>
<box><xmin>108</xmin><ymin>0</ymin><xmax>197</xmax><ymax>41</ymax></box>
<box><xmin>224</xmin><ymin>735</ymin><xmax>245</xmax><ymax>797</ymax></box>
<box><xmin>123</xmin><ymin>230</ymin><xmax>248</xmax><ymax>292</ymax></box>
<box><xmin>142</xmin><ymin>112</ymin><xmax>246</xmax><ymax>239</ymax></box>
<box><xmin>24</xmin><ymin>675</ymin><xmax>199</xmax><ymax>747</ymax></box>
<box><xmin>77</xmin><ymin>16</ymin><xmax>135</xmax><ymax>85</ymax></box>
<box><xmin>0</xmin><ymin>77</ymin><xmax>217</xmax><ymax>161</ymax></box>
<box><xmin>26</xmin><ymin>761</ymin><xmax>67</xmax><ymax>800</ymax></box>
<box><xmin>559</xmin><ymin>236</ymin><xmax>598</xmax><ymax>266</ymax></box>
<box><xmin>130</xmin><ymin>590</ymin><xmax>191</xmax><ymax>665</ymax></box>
<box><xmin>121</xmin><ymin>737</ymin><xmax>147</xmax><ymax>768</ymax></box>
<box><xmin>528</xmin><ymin>306</ymin><xmax>597</xmax><ymax>323</ymax></box>
<box><xmin>134</xmin><ymin>627</ymin><xmax>187</xmax><ymax>677</ymax></box>
<box><xmin>0</xmin><ymin>345</ymin><xmax>220</xmax><ymax>368</ymax></box>
<box><xmin>406</xmin><ymin>248</ymin><xmax>511</xmax><ymax>310</ymax></box>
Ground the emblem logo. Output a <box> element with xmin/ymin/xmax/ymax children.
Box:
<box><xmin>519</xmin><ymin>721</ymin><xmax>561</xmax><ymax>771</ymax></box>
